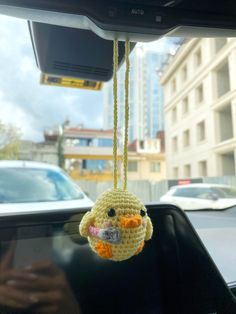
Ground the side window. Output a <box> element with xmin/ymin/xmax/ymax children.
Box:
<box><xmin>173</xmin><ymin>187</ymin><xmax>212</xmax><ymax>199</ymax></box>
<box><xmin>194</xmin><ymin>188</ymin><xmax>212</xmax><ymax>199</ymax></box>
<box><xmin>173</xmin><ymin>188</ymin><xmax>196</xmax><ymax>198</ymax></box>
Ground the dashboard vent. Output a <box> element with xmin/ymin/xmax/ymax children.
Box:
<box><xmin>53</xmin><ymin>61</ymin><xmax>110</xmax><ymax>77</ymax></box>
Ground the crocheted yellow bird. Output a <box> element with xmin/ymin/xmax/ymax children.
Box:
<box><xmin>79</xmin><ymin>188</ymin><xmax>153</xmax><ymax>261</ymax></box>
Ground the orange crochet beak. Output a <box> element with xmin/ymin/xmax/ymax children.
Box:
<box><xmin>119</xmin><ymin>214</ymin><xmax>142</xmax><ymax>229</ymax></box>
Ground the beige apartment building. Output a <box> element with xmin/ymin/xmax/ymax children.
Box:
<box><xmin>127</xmin><ymin>137</ymin><xmax>166</xmax><ymax>181</ymax></box>
<box><xmin>161</xmin><ymin>38</ymin><xmax>236</xmax><ymax>179</ymax></box>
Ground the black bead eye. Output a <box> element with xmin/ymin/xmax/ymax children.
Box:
<box><xmin>108</xmin><ymin>208</ymin><xmax>116</xmax><ymax>217</ymax></box>
<box><xmin>140</xmin><ymin>209</ymin><xmax>146</xmax><ymax>217</ymax></box>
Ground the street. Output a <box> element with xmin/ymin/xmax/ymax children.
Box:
<box><xmin>187</xmin><ymin>207</ymin><xmax>236</xmax><ymax>284</ymax></box>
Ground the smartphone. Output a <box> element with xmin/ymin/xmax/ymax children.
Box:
<box><xmin>13</xmin><ymin>225</ymin><xmax>53</xmax><ymax>269</ymax></box>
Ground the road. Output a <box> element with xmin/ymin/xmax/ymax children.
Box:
<box><xmin>187</xmin><ymin>207</ymin><xmax>236</xmax><ymax>284</ymax></box>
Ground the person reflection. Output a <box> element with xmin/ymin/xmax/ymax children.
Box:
<box><xmin>0</xmin><ymin>241</ymin><xmax>81</xmax><ymax>314</ymax></box>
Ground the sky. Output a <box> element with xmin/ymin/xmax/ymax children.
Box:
<box><xmin>0</xmin><ymin>15</ymin><xmax>179</xmax><ymax>142</ymax></box>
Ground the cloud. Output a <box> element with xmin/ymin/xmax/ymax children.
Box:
<box><xmin>0</xmin><ymin>15</ymin><xmax>103</xmax><ymax>142</ymax></box>
<box><xmin>138</xmin><ymin>37</ymin><xmax>181</xmax><ymax>55</ymax></box>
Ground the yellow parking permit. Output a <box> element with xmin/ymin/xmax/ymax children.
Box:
<box><xmin>40</xmin><ymin>74</ymin><xmax>103</xmax><ymax>91</ymax></box>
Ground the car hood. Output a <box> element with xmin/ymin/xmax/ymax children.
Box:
<box><xmin>195</xmin><ymin>227</ymin><xmax>236</xmax><ymax>284</ymax></box>
<box><xmin>188</xmin><ymin>208</ymin><xmax>236</xmax><ymax>285</ymax></box>
<box><xmin>0</xmin><ymin>198</ymin><xmax>94</xmax><ymax>216</ymax></box>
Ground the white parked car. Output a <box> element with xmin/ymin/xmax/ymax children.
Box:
<box><xmin>160</xmin><ymin>183</ymin><xmax>236</xmax><ymax>210</ymax></box>
<box><xmin>0</xmin><ymin>160</ymin><xmax>94</xmax><ymax>215</ymax></box>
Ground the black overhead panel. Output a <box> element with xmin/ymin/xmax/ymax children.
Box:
<box><xmin>1</xmin><ymin>0</ymin><xmax>236</xmax><ymax>41</ymax></box>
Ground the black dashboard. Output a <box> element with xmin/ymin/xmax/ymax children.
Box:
<box><xmin>0</xmin><ymin>204</ymin><xmax>235</xmax><ymax>314</ymax></box>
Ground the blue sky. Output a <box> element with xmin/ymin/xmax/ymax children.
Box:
<box><xmin>0</xmin><ymin>15</ymin><xmax>178</xmax><ymax>142</ymax></box>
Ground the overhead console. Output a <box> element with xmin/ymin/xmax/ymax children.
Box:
<box><xmin>1</xmin><ymin>0</ymin><xmax>236</xmax><ymax>41</ymax></box>
<box><xmin>29</xmin><ymin>22</ymin><xmax>135</xmax><ymax>81</ymax></box>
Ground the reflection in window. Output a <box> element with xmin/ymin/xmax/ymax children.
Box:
<box><xmin>0</xmin><ymin>168</ymin><xmax>84</xmax><ymax>203</ymax></box>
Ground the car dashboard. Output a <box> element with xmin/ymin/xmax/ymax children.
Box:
<box><xmin>0</xmin><ymin>204</ymin><xmax>235</xmax><ymax>314</ymax></box>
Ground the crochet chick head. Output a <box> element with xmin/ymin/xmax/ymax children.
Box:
<box><xmin>79</xmin><ymin>188</ymin><xmax>153</xmax><ymax>261</ymax></box>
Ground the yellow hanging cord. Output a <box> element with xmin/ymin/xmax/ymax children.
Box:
<box><xmin>123</xmin><ymin>40</ymin><xmax>130</xmax><ymax>190</ymax></box>
<box><xmin>113</xmin><ymin>40</ymin><xmax>119</xmax><ymax>189</ymax></box>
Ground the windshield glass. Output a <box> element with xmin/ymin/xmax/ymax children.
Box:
<box><xmin>0</xmin><ymin>15</ymin><xmax>236</xmax><ymax>287</ymax></box>
<box><xmin>0</xmin><ymin>168</ymin><xmax>84</xmax><ymax>203</ymax></box>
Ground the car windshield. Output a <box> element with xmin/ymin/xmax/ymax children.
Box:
<box><xmin>0</xmin><ymin>168</ymin><xmax>84</xmax><ymax>203</ymax></box>
<box><xmin>1</xmin><ymin>15</ymin><xmax>236</xmax><ymax>211</ymax></box>
<box><xmin>1</xmin><ymin>14</ymin><xmax>236</xmax><ymax>289</ymax></box>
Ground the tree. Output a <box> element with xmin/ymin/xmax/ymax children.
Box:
<box><xmin>0</xmin><ymin>121</ymin><xmax>21</xmax><ymax>160</ymax></box>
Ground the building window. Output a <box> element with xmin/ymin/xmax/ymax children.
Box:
<box><xmin>172</xmin><ymin>107</ymin><xmax>177</xmax><ymax>123</ymax></box>
<box><xmin>172</xmin><ymin>136</ymin><xmax>178</xmax><ymax>153</ymax></box>
<box><xmin>128</xmin><ymin>161</ymin><xmax>138</xmax><ymax>172</ymax></box>
<box><xmin>196</xmin><ymin>84</ymin><xmax>204</xmax><ymax>104</ymax></box>
<box><xmin>195</xmin><ymin>48</ymin><xmax>202</xmax><ymax>67</ymax></box>
<box><xmin>217</xmin><ymin>104</ymin><xmax>233</xmax><ymax>142</ymax></box>
<box><xmin>199</xmin><ymin>160</ymin><xmax>207</xmax><ymax>177</ymax></box>
<box><xmin>216</xmin><ymin>61</ymin><xmax>230</xmax><ymax>98</ymax></box>
<box><xmin>98</xmin><ymin>138</ymin><xmax>113</xmax><ymax>147</ymax></box>
<box><xmin>150</xmin><ymin>161</ymin><xmax>161</xmax><ymax>173</ymax></box>
<box><xmin>197</xmin><ymin>121</ymin><xmax>206</xmax><ymax>142</ymax></box>
<box><xmin>215</xmin><ymin>38</ymin><xmax>227</xmax><ymax>53</ymax></box>
<box><xmin>184</xmin><ymin>164</ymin><xmax>191</xmax><ymax>178</ymax></box>
<box><xmin>182</xmin><ymin>96</ymin><xmax>189</xmax><ymax>115</ymax></box>
<box><xmin>183</xmin><ymin>129</ymin><xmax>190</xmax><ymax>147</ymax></box>
<box><xmin>181</xmin><ymin>65</ymin><xmax>188</xmax><ymax>81</ymax></box>
<box><xmin>171</xmin><ymin>78</ymin><xmax>176</xmax><ymax>94</ymax></box>
<box><xmin>173</xmin><ymin>167</ymin><xmax>179</xmax><ymax>178</ymax></box>
<box><xmin>139</xmin><ymin>140</ymin><xmax>144</xmax><ymax>149</ymax></box>
<box><xmin>220</xmin><ymin>151</ymin><xmax>236</xmax><ymax>176</ymax></box>
<box><xmin>82</xmin><ymin>160</ymin><xmax>108</xmax><ymax>171</ymax></box>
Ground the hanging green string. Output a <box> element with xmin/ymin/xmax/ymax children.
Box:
<box><xmin>113</xmin><ymin>39</ymin><xmax>130</xmax><ymax>190</ymax></box>
<box><xmin>123</xmin><ymin>40</ymin><xmax>130</xmax><ymax>190</ymax></box>
<box><xmin>113</xmin><ymin>40</ymin><xmax>119</xmax><ymax>189</ymax></box>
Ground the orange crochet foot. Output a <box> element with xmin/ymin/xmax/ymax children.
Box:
<box><xmin>135</xmin><ymin>241</ymin><xmax>145</xmax><ymax>255</ymax></box>
<box><xmin>95</xmin><ymin>241</ymin><xmax>113</xmax><ymax>259</ymax></box>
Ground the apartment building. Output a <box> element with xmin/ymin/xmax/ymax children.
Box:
<box><xmin>63</xmin><ymin>128</ymin><xmax>122</xmax><ymax>181</ymax></box>
<box><xmin>127</xmin><ymin>137</ymin><xmax>166</xmax><ymax>181</ymax></box>
<box><xmin>161</xmin><ymin>38</ymin><xmax>236</xmax><ymax>179</ymax></box>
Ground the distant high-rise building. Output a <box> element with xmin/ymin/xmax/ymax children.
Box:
<box><xmin>103</xmin><ymin>46</ymin><xmax>168</xmax><ymax>142</ymax></box>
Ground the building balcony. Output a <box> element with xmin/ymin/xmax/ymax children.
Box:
<box><xmin>213</xmin><ymin>138</ymin><xmax>236</xmax><ymax>154</ymax></box>
<box><xmin>64</xmin><ymin>146</ymin><xmax>121</xmax><ymax>160</ymax></box>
